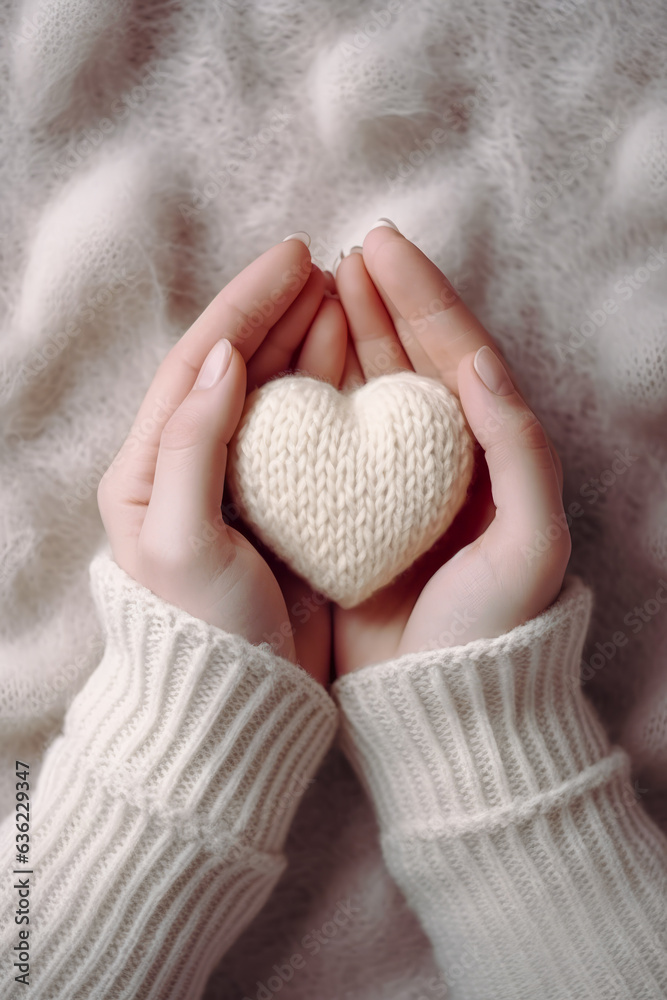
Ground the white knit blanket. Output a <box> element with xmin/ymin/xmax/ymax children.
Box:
<box><xmin>1</xmin><ymin>0</ymin><xmax>666</xmax><ymax>992</ymax></box>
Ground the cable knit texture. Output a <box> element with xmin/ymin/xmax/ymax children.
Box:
<box><xmin>227</xmin><ymin>371</ymin><xmax>474</xmax><ymax>607</ymax></box>
<box><xmin>0</xmin><ymin>551</ymin><xmax>338</xmax><ymax>999</ymax></box>
<box><xmin>334</xmin><ymin>577</ymin><xmax>667</xmax><ymax>998</ymax></box>
<box><xmin>2</xmin><ymin>561</ymin><xmax>666</xmax><ymax>997</ymax></box>
<box><xmin>1</xmin><ymin>0</ymin><xmax>667</xmax><ymax>997</ymax></box>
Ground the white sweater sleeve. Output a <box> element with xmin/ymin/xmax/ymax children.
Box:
<box><xmin>332</xmin><ymin>575</ymin><xmax>667</xmax><ymax>1000</ymax></box>
<box><xmin>0</xmin><ymin>551</ymin><xmax>338</xmax><ymax>1000</ymax></box>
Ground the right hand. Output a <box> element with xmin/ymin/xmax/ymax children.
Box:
<box><xmin>333</xmin><ymin>226</ymin><xmax>570</xmax><ymax>674</ymax></box>
<box><xmin>97</xmin><ymin>239</ymin><xmax>347</xmax><ymax>685</ymax></box>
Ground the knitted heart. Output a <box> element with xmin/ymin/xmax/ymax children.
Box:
<box><xmin>227</xmin><ymin>371</ymin><xmax>474</xmax><ymax>608</ymax></box>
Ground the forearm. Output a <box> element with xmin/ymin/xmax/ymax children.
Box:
<box><xmin>334</xmin><ymin>576</ymin><xmax>667</xmax><ymax>999</ymax></box>
<box><xmin>1</xmin><ymin>552</ymin><xmax>337</xmax><ymax>1000</ymax></box>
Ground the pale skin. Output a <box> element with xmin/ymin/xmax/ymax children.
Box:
<box><xmin>97</xmin><ymin>224</ymin><xmax>571</xmax><ymax>686</ymax></box>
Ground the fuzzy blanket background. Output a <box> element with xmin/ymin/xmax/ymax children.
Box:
<box><xmin>1</xmin><ymin>0</ymin><xmax>667</xmax><ymax>995</ymax></box>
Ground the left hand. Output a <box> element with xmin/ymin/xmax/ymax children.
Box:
<box><xmin>333</xmin><ymin>227</ymin><xmax>571</xmax><ymax>674</ymax></box>
<box><xmin>97</xmin><ymin>239</ymin><xmax>347</xmax><ymax>685</ymax></box>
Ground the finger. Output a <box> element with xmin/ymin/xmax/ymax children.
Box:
<box><xmin>246</xmin><ymin>266</ymin><xmax>326</xmax><ymax>390</ymax></box>
<box><xmin>322</xmin><ymin>269</ymin><xmax>336</xmax><ymax>295</ymax></box>
<box><xmin>457</xmin><ymin>347</ymin><xmax>569</xmax><ymax>565</ymax></box>
<box><xmin>103</xmin><ymin>239</ymin><xmax>311</xmax><ymax>509</ymax></box>
<box><xmin>185</xmin><ymin>238</ymin><xmax>313</xmax><ymax>362</ymax></box>
<box><xmin>361</xmin><ymin>224</ymin><xmax>564</xmax><ymax>489</ymax></box>
<box><xmin>335</xmin><ymin>249</ymin><xmax>412</xmax><ymax>380</ymax></box>
<box><xmin>362</xmin><ymin>225</ymin><xmax>492</xmax><ymax>394</ymax></box>
<box><xmin>340</xmin><ymin>337</ymin><xmax>365</xmax><ymax>390</ymax></box>
<box><xmin>293</xmin><ymin>296</ymin><xmax>348</xmax><ymax>386</ymax></box>
<box><xmin>141</xmin><ymin>339</ymin><xmax>246</xmax><ymax>547</ymax></box>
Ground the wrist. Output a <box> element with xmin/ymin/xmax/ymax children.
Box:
<box><xmin>333</xmin><ymin>575</ymin><xmax>619</xmax><ymax>835</ymax></box>
<box><xmin>42</xmin><ymin>549</ymin><xmax>337</xmax><ymax>852</ymax></box>
<box><xmin>112</xmin><ymin>539</ymin><xmax>299</xmax><ymax>665</ymax></box>
<box><xmin>398</xmin><ymin>540</ymin><xmax>569</xmax><ymax>658</ymax></box>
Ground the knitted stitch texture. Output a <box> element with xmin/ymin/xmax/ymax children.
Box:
<box><xmin>0</xmin><ymin>551</ymin><xmax>338</xmax><ymax>999</ymax></box>
<box><xmin>1</xmin><ymin>561</ymin><xmax>666</xmax><ymax>998</ymax></box>
<box><xmin>1</xmin><ymin>0</ymin><xmax>667</xmax><ymax>996</ymax></box>
<box><xmin>334</xmin><ymin>576</ymin><xmax>667</xmax><ymax>999</ymax></box>
<box><xmin>227</xmin><ymin>371</ymin><xmax>474</xmax><ymax>607</ymax></box>
<box><xmin>2</xmin><ymin>0</ymin><xmax>667</xmax><ymax>821</ymax></box>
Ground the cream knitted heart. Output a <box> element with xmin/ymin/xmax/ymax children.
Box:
<box><xmin>227</xmin><ymin>371</ymin><xmax>474</xmax><ymax>609</ymax></box>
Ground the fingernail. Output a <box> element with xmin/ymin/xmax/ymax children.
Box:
<box><xmin>348</xmin><ymin>245</ymin><xmax>363</xmax><ymax>255</ymax></box>
<box><xmin>194</xmin><ymin>338</ymin><xmax>233</xmax><ymax>390</ymax></box>
<box><xmin>282</xmin><ymin>231</ymin><xmax>311</xmax><ymax>247</ymax></box>
<box><xmin>473</xmin><ymin>346</ymin><xmax>514</xmax><ymax>396</ymax></box>
<box><xmin>367</xmin><ymin>218</ymin><xmax>400</xmax><ymax>234</ymax></box>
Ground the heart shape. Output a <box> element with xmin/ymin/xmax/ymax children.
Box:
<box><xmin>227</xmin><ymin>371</ymin><xmax>474</xmax><ymax>608</ymax></box>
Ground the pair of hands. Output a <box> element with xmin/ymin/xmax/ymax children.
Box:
<box><xmin>97</xmin><ymin>224</ymin><xmax>571</xmax><ymax>687</ymax></box>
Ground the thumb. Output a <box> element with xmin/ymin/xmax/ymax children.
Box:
<box><xmin>142</xmin><ymin>339</ymin><xmax>247</xmax><ymax>548</ymax></box>
<box><xmin>456</xmin><ymin>347</ymin><xmax>569</xmax><ymax>570</ymax></box>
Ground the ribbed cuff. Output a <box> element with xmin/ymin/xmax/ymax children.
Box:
<box><xmin>0</xmin><ymin>552</ymin><xmax>339</xmax><ymax>1000</ymax></box>
<box><xmin>332</xmin><ymin>577</ymin><xmax>667</xmax><ymax>998</ymax></box>
<box><xmin>39</xmin><ymin>550</ymin><xmax>338</xmax><ymax>854</ymax></box>
<box><xmin>332</xmin><ymin>576</ymin><xmax>626</xmax><ymax>837</ymax></box>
